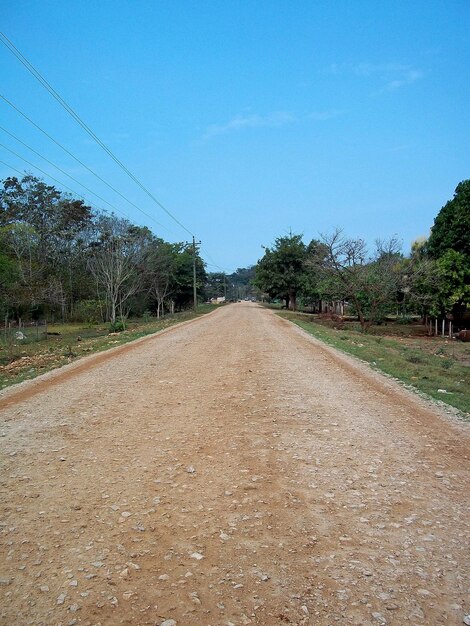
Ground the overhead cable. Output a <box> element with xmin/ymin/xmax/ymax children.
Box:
<box><xmin>0</xmin><ymin>127</ymin><xmax>166</xmax><ymax>230</ymax></box>
<box><xmin>0</xmin><ymin>94</ymin><xmax>169</xmax><ymax>233</ymax></box>
<box><xmin>0</xmin><ymin>32</ymin><xmax>194</xmax><ymax>237</ymax></box>
<box><xmin>0</xmin><ymin>145</ymin><xmax>131</xmax><ymax>221</ymax></box>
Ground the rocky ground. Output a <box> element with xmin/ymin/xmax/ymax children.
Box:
<box><xmin>0</xmin><ymin>303</ymin><xmax>468</xmax><ymax>626</ymax></box>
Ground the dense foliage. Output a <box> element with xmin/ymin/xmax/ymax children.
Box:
<box><xmin>0</xmin><ymin>175</ymin><xmax>207</xmax><ymax>324</ymax></box>
<box><xmin>254</xmin><ymin>180</ymin><xmax>470</xmax><ymax>330</ymax></box>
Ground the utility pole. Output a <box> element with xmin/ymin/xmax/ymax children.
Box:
<box><xmin>223</xmin><ymin>273</ymin><xmax>227</xmax><ymax>300</ymax></box>
<box><xmin>192</xmin><ymin>236</ymin><xmax>201</xmax><ymax>312</ymax></box>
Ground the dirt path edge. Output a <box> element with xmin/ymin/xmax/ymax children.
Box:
<box><xmin>275</xmin><ymin>310</ymin><xmax>470</xmax><ymax>433</ymax></box>
<box><xmin>0</xmin><ymin>307</ymin><xmax>222</xmax><ymax>411</ymax></box>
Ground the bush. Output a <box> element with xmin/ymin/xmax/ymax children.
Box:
<box><xmin>406</xmin><ymin>353</ymin><xmax>423</xmax><ymax>364</ymax></box>
<box><xmin>109</xmin><ymin>320</ymin><xmax>125</xmax><ymax>333</ymax></box>
<box><xmin>142</xmin><ymin>310</ymin><xmax>155</xmax><ymax>322</ymax></box>
<box><xmin>397</xmin><ymin>315</ymin><xmax>414</xmax><ymax>325</ymax></box>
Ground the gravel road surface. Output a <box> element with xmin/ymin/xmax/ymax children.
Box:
<box><xmin>1</xmin><ymin>303</ymin><xmax>469</xmax><ymax>626</ymax></box>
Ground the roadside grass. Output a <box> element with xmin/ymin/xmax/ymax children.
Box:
<box><xmin>0</xmin><ymin>304</ymin><xmax>218</xmax><ymax>390</ymax></box>
<box><xmin>276</xmin><ymin>310</ymin><xmax>470</xmax><ymax>417</ymax></box>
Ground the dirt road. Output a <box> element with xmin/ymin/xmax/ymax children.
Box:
<box><xmin>1</xmin><ymin>303</ymin><xmax>469</xmax><ymax>626</ymax></box>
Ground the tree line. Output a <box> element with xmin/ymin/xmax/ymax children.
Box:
<box><xmin>254</xmin><ymin>180</ymin><xmax>470</xmax><ymax>331</ymax></box>
<box><xmin>1</xmin><ymin>174</ymin><xmax>468</xmax><ymax>332</ymax></box>
<box><xmin>0</xmin><ymin>175</ymin><xmax>207</xmax><ymax>328</ymax></box>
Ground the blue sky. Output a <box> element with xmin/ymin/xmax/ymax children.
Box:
<box><xmin>1</xmin><ymin>1</ymin><xmax>469</xmax><ymax>272</ymax></box>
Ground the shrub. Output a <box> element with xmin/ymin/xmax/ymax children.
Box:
<box><xmin>397</xmin><ymin>316</ymin><xmax>414</xmax><ymax>325</ymax></box>
<box><xmin>406</xmin><ymin>353</ymin><xmax>423</xmax><ymax>364</ymax></box>
<box><xmin>142</xmin><ymin>310</ymin><xmax>154</xmax><ymax>322</ymax></box>
<box><xmin>109</xmin><ymin>320</ymin><xmax>125</xmax><ymax>333</ymax></box>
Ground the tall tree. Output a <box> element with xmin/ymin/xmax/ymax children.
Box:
<box><xmin>426</xmin><ymin>179</ymin><xmax>470</xmax><ymax>258</ymax></box>
<box><xmin>146</xmin><ymin>239</ymin><xmax>178</xmax><ymax>317</ymax></box>
<box><xmin>169</xmin><ymin>243</ymin><xmax>206</xmax><ymax>311</ymax></box>
<box><xmin>88</xmin><ymin>216</ymin><xmax>151</xmax><ymax>326</ymax></box>
<box><xmin>0</xmin><ymin>175</ymin><xmax>93</xmax><ymax>318</ymax></box>
<box><xmin>254</xmin><ymin>233</ymin><xmax>306</xmax><ymax>310</ymax></box>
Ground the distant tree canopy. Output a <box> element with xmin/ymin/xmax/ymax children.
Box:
<box><xmin>205</xmin><ymin>266</ymin><xmax>261</xmax><ymax>301</ymax></box>
<box><xmin>0</xmin><ymin>174</ymin><xmax>206</xmax><ymax>324</ymax></box>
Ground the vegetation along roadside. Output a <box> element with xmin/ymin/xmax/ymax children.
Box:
<box><xmin>276</xmin><ymin>309</ymin><xmax>469</xmax><ymax>418</ymax></box>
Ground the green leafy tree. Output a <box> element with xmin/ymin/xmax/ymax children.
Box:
<box><xmin>0</xmin><ymin>175</ymin><xmax>93</xmax><ymax>318</ymax></box>
<box><xmin>0</xmin><ymin>244</ymin><xmax>20</xmax><ymax>318</ymax></box>
<box><xmin>146</xmin><ymin>239</ymin><xmax>179</xmax><ymax>317</ymax></box>
<box><xmin>227</xmin><ymin>266</ymin><xmax>259</xmax><ymax>300</ymax></box>
<box><xmin>254</xmin><ymin>233</ymin><xmax>306</xmax><ymax>310</ymax></box>
<box><xmin>421</xmin><ymin>180</ymin><xmax>470</xmax><ymax>325</ymax></box>
<box><xmin>169</xmin><ymin>243</ymin><xmax>206</xmax><ymax>311</ymax></box>
<box><xmin>205</xmin><ymin>272</ymin><xmax>227</xmax><ymax>301</ymax></box>
<box><xmin>300</xmin><ymin>239</ymin><xmax>329</xmax><ymax>311</ymax></box>
<box><xmin>426</xmin><ymin>180</ymin><xmax>470</xmax><ymax>258</ymax></box>
<box><xmin>434</xmin><ymin>250</ymin><xmax>470</xmax><ymax>323</ymax></box>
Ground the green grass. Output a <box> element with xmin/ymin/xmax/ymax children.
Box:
<box><xmin>276</xmin><ymin>310</ymin><xmax>470</xmax><ymax>418</ymax></box>
<box><xmin>0</xmin><ymin>304</ymin><xmax>218</xmax><ymax>390</ymax></box>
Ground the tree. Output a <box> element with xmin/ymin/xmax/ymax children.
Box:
<box><xmin>88</xmin><ymin>216</ymin><xmax>150</xmax><ymax>326</ymax></box>
<box><xmin>426</xmin><ymin>180</ymin><xmax>470</xmax><ymax>258</ymax></box>
<box><xmin>435</xmin><ymin>250</ymin><xmax>470</xmax><ymax>324</ymax></box>
<box><xmin>0</xmin><ymin>245</ymin><xmax>19</xmax><ymax>318</ymax></box>
<box><xmin>0</xmin><ymin>222</ymin><xmax>42</xmax><ymax>314</ymax></box>
<box><xmin>300</xmin><ymin>239</ymin><xmax>329</xmax><ymax>311</ymax></box>
<box><xmin>0</xmin><ymin>175</ymin><xmax>93</xmax><ymax>318</ymax></box>
<box><xmin>227</xmin><ymin>266</ymin><xmax>259</xmax><ymax>300</ymax></box>
<box><xmin>254</xmin><ymin>233</ymin><xmax>306</xmax><ymax>310</ymax></box>
<box><xmin>146</xmin><ymin>239</ymin><xmax>178</xmax><ymax>317</ymax></box>
<box><xmin>164</xmin><ymin>242</ymin><xmax>206</xmax><ymax>311</ymax></box>
<box><xmin>418</xmin><ymin>180</ymin><xmax>470</xmax><ymax>326</ymax></box>
<box><xmin>319</xmin><ymin>229</ymin><xmax>402</xmax><ymax>331</ymax></box>
<box><xmin>205</xmin><ymin>272</ymin><xmax>227</xmax><ymax>301</ymax></box>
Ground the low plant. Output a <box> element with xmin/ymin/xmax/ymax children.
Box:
<box><xmin>109</xmin><ymin>320</ymin><xmax>125</xmax><ymax>333</ymax></box>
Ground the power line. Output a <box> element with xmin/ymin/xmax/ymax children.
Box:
<box><xmin>0</xmin><ymin>32</ymin><xmax>194</xmax><ymax>238</ymax></box>
<box><xmin>0</xmin><ymin>152</ymin><xmax>233</xmax><ymax>281</ymax></box>
<box><xmin>1</xmin><ymin>34</ymin><xmax>229</xmax><ymax>272</ymax></box>
<box><xmin>0</xmin><ymin>127</ymin><xmax>165</xmax><ymax>229</ymax></box>
<box><xmin>0</xmin><ymin>159</ymin><xmax>34</xmax><ymax>180</ymax></box>
<box><xmin>0</xmin><ymin>146</ymin><xmax>131</xmax><ymax>222</ymax></box>
<box><xmin>0</xmin><ymin>94</ymin><xmax>170</xmax><ymax>234</ymax></box>
<box><xmin>0</xmin><ymin>139</ymin><xmax>230</xmax><ymax>274</ymax></box>
<box><xmin>200</xmin><ymin>245</ymin><xmax>230</xmax><ymax>273</ymax></box>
